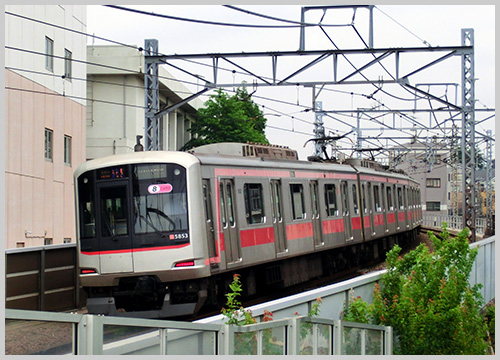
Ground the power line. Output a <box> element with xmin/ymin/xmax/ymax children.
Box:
<box><xmin>5</xmin><ymin>86</ymin><xmax>148</xmax><ymax>110</ymax></box>
<box><xmin>5</xmin><ymin>10</ymin><xmax>140</xmax><ymax>51</ymax></box>
<box><xmin>223</xmin><ymin>5</ymin><xmax>352</xmax><ymax>27</ymax></box>
<box><xmin>374</xmin><ymin>6</ymin><xmax>432</xmax><ymax>47</ymax></box>
<box><xmin>105</xmin><ymin>5</ymin><xmax>349</xmax><ymax>29</ymax></box>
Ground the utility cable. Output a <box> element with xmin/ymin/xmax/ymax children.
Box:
<box><xmin>106</xmin><ymin>5</ymin><xmax>351</xmax><ymax>29</ymax></box>
<box><xmin>223</xmin><ymin>5</ymin><xmax>351</xmax><ymax>27</ymax></box>
<box><xmin>5</xmin><ymin>11</ymin><xmax>140</xmax><ymax>51</ymax></box>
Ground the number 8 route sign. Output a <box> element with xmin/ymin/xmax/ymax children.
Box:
<box><xmin>148</xmin><ymin>183</ymin><xmax>173</xmax><ymax>194</ymax></box>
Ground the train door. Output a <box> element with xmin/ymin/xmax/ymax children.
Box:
<box><xmin>202</xmin><ymin>179</ymin><xmax>217</xmax><ymax>263</ymax></box>
<box><xmin>309</xmin><ymin>180</ymin><xmax>324</xmax><ymax>247</ymax></box>
<box><xmin>270</xmin><ymin>179</ymin><xmax>287</xmax><ymax>255</ymax></box>
<box><xmin>219</xmin><ymin>179</ymin><xmax>241</xmax><ymax>265</ymax></box>
<box><xmin>361</xmin><ymin>183</ymin><xmax>371</xmax><ymax>241</ymax></box>
<box><xmin>393</xmin><ymin>185</ymin><xmax>400</xmax><ymax>231</ymax></box>
<box><xmin>381</xmin><ymin>184</ymin><xmax>389</xmax><ymax>233</ymax></box>
<box><xmin>341</xmin><ymin>181</ymin><xmax>353</xmax><ymax>241</ymax></box>
<box><xmin>96</xmin><ymin>181</ymin><xmax>134</xmax><ymax>274</ymax></box>
<box><xmin>367</xmin><ymin>182</ymin><xmax>376</xmax><ymax>237</ymax></box>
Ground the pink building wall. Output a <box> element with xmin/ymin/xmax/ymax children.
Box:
<box><xmin>5</xmin><ymin>70</ymin><xmax>86</xmax><ymax>248</ymax></box>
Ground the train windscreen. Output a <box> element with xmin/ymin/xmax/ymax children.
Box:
<box><xmin>77</xmin><ymin>163</ymin><xmax>189</xmax><ymax>254</ymax></box>
<box><xmin>132</xmin><ymin>164</ymin><xmax>189</xmax><ymax>236</ymax></box>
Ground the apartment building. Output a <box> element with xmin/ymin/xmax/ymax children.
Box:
<box><xmin>5</xmin><ymin>5</ymin><xmax>87</xmax><ymax>248</ymax></box>
<box><xmin>86</xmin><ymin>44</ymin><xmax>202</xmax><ymax>159</ymax></box>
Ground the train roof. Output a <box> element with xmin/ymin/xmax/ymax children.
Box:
<box><xmin>189</xmin><ymin>143</ymin><xmax>418</xmax><ymax>185</ymax></box>
<box><xmin>74</xmin><ymin>143</ymin><xmax>419</xmax><ymax>187</ymax></box>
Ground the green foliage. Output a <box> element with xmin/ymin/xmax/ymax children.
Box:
<box><xmin>181</xmin><ymin>86</ymin><xmax>269</xmax><ymax>150</ymax></box>
<box><xmin>342</xmin><ymin>290</ymin><xmax>370</xmax><ymax>324</ymax></box>
<box><xmin>221</xmin><ymin>275</ymin><xmax>283</xmax><ymax>355</ymax></box>
<box><xmin>484</xmin><ymin>303</ymin><xmax>495</xmax><ymax>354</ymax></box>
<box><xmin>221</xmin><ymin>274</ymin><xmax>256</xmax><ymax>326</ymax></box>
<box><xmin>308</xmin><ymin>297</ymin><xmax>322</xmax><ymax>317</ymax></box>
<box><xmin>344</xmin><ymin>226</ymin><xmax>490</xmax><ymax>355</ymax></box>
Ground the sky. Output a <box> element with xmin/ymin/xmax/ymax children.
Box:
<box><xmin>86</xmin><ymin>4</ymin><xmax>495</xmax><ymax>161</ymax></box>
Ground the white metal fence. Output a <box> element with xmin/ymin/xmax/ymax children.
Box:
<box><xmin>5</xmin><ymin>309</ymin><xmax>392</xmax><ymax>355</ymax></box>
<box><xmin>422</xmin><ymin>215</ymin><xmax>487</xmax><ymax>235</ymax></box>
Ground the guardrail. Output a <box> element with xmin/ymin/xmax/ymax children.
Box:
<box><xmin>422</xmin><ymin>215</ymin><xmax>487</xmax><ymax>235</ymax></box>
<box><xmin>5</xmin><ymin>309</ymin><xmax>392</xmax><ymax>355</ymax></box>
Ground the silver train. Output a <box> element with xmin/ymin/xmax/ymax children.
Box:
<box><xmin>74</xmin><ymin>142</ymin><xmax>422</xmax><ymax>318</ymax></box>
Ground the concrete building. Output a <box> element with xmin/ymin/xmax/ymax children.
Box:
<box><xmin>5</xmin><ymin>5</ymin><xmax>87</xmax><ymax>248</ymax></box>
<box><xmin>86</xmin><ymin>45</ymin><xmax>202</xmax><ymax>159</ymax></box>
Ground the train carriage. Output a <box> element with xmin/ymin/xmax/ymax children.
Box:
<box><xmin>74</xmin><ymin>142</ymin><xmax>422</xmax><ymax>318</ymax></box>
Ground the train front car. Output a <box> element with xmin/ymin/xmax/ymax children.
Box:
<box><xmin>74</xmin><ymin>151</ymin><xmax>210</xmax><ymax>318</ymax></box>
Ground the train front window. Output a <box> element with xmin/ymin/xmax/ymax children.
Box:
<box><xmin>100</xmin><ymin>186</ymin><xmax>129</xmax><ymax>237</ymax></box>
<box><xmin>78</xmin><ymin>173</ymin><xmax>95</xmax><ymax>239</ymax></box>
<box><xmin>132</xmin><ymin>164</ymin><xmax>188</xmax><ymax>235</ymax></box>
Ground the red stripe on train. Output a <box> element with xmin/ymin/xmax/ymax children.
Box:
<box><xmin>322</xmin><ymin>218</ymin><xmax>344</xmax><ymax>234</ymax></box>
<box><xmin>240</xmin><ymin>227</ymin><xmax>275</xmax><ymax>248</ymax></box>
<box><xmin>286</xmin><ymin>222</ymin><xmax>314</xmax><ymax>240</ymax></box>
<box><xmin>352</xmin><ymin>216</ymin><xmax>362</xmax><ymax>230</ymax></box>
<box><xmin>81</xmin><ymin>243</ymin><xmax>190</xmax><ymax>255</ymax></box>
<box><xmin>387</xmin><ymin>213</ymin><xmax>396</xmax><ymax>224</ymax></box>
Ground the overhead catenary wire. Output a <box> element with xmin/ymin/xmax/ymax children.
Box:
<box><xmin>106</xmin><ymin>5</ymin><xmax>353</xmax><ymax>29</ymax></box>
<box><xmin>6</xmin><ymin>7</ymin><xmax>494</xmax><ymax>159</ymax></box>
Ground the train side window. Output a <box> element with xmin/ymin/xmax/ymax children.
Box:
<box><xmin>352</xmin><ymin>184</ymin><xmax>359</xmax><ymax>214</ymax></box>
<box><xmin>386</xmin><ymin>186</ymin><xmax>393</xmax><ymax>211</ymax></box>
<box><xmin>203</xmin><ymin>181</ymin><xmax>216</xmax><ymax>258</ymax></box>
<box><xmin>361</xmin><ymin>184</ymin><xmax>368</xmax><ymax>213</ymax></box>
<box><xmin>290</xmin><ymin>183</ymin><xmax>306</xmax><ymax>220</ymax></box>
<box><xmin>244</xmin><ymin>183</ymin><xmax>265</xmax><ymax>224</ymax></box>
<box><xmin>324</xmin><ymin>184</ymin><xmax>338</xmax><ymax>217</ymax></box>
<box><xmin>227</xmin><ymin>184</ymin><xmax>235</xmax><ymax>227</ymax></box>
<box><xmin>219</xmin><ymin>183</ymin><xmax>227</xmax><ymax>228</ymax></box>
<box><xmin>398</xmin><ymin>187</ymin><xmax>404</xmax><ymax>210</ymax></box>
<box><xmin>373</xmin><ymin>185</ymin><xmax>381</xmax><ymax>212</ymax></box>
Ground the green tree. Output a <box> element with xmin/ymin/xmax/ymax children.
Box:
<box><xmin>181</xmin><ymin>87</ymin><xmax>269</xmax><ymax>150</ymax></box>
<box><xmin>344</xmin><ymin>226</ymin><xmax>490</xmax><ymax>355</ymax></box>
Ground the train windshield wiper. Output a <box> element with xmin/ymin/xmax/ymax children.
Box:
<box><xmin>147</xmin><ymin>207</ymin><xmax>176</xmax><ymax>231</ymax></box>
<box><xmin>138</xmin><ymin>213</ymin><xmax>167</xmax><ymax>238</ymax></box>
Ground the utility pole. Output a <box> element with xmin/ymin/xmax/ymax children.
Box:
<box><xmin>461</xmin><ymin>29</ymin><xmax>476</xmax><ymax>241</ymax></box>
<box><xmin>312</xmin><ymin>100</ymin><xmax>325</xmax><ymax>158</ymax></box>
<box><xmin>485</xmin><ymin>129</ymin><xmax>494</xmax><ymax>235</ymax></box>
<box><xmin>144</xmin><ymin>39</ymin><xmax>160</xmax><ymax>151</ymax></box>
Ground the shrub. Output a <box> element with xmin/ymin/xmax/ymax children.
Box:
<box><xmin>344</xmin><ymin>226</ymin><xmax>490</xmax><ymax>355</ymax></box>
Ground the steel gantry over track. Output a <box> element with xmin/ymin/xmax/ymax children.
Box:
<box><xmin>143</xmin><ymin>6</ymin><xmax>484</xmax><ymax>240</ymax></box>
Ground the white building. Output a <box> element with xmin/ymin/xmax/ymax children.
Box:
<box><xmin>5</xmin><ymin>5</ymin><xmax>87</xmax><ymax>248</ymax></box>
<box><xmin>86</xmin><ymin>45</ymin><xmax>202</xmax><ymax>159</ymax></box>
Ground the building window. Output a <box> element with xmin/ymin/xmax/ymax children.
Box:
<box><xmin>64</xmin><ymin>238</ymin><xmax>72</xmax><ymax>244</ymax></box>
<box><xmin>426</xmin><ymin>178</ymin><xmax>441</xmax><ymax>188</ymax></box>
<box><xmin>45</xmin><ymin>36</ymin><xmax>54</xmax><ymax>72</ymax></box>
<box><xmin>64</xmin><ymin>135</ymin><xmax>72</xmax><ymax>165</ymax></box>
<box><xmin>243</xmin><ymin>184</ymin><xmax>265</xmax><ymax>224</ymax></box>
<box><xmin>64</xmin><ymin>49</ymin><xmax>72</xmax><ymax>80</ymax></box>
<box><xmin>45</xmin><ymin>128</ymin><xmax>53</xmax><ymax>161</ymax></box>
<box><xmin>426</xmin><ymin>201</ymin><xmax>441</xmax><ymax>211</ymax></box>
<box><xmin>44</xmin><ymin>238</ymin><xmax>53</xmax><ymax>246</ymax></box>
